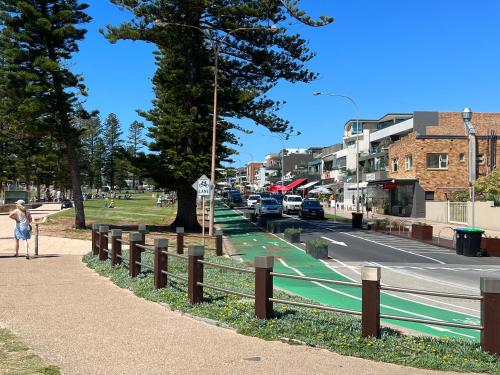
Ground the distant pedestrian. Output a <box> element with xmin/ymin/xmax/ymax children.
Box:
<box><xmin>9</xmin><ymin>200</ymin><xmax>33</xmax><ymax>259</ymax></box>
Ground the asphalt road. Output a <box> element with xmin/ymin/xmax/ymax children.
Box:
<box><xmin>236</xmin><ymin>201</ymin><xmax>500</xmax><ymax>319</ymax></box>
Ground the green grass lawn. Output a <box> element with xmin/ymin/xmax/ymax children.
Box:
<box><xmin>46</xmin><ymin>194</ymin><xmax>177</xmax><ymax>226</ymax></box>
<box><xmin>0</xmin><ymin>328</ymin><xmax>60</xmax><ymax>374</ymax></box>
<box><xmin>324</xmin><ymin>212</ymin><xmax>352</xmax><ymax>223</ymax></box>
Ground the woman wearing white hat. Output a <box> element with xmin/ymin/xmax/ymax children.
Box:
<box><xmin>9</xmin><ymin>200</ymin><xmax>33</xmax><ymax>259</ymax></box>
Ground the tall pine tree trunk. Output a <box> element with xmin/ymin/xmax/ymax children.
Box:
<box><xmin>65</xmin><ymin>136</ymin><xmax>86</xmax><ymax>229</ymax></box>
<box><xmin>171</xmin><ymin>187</ymin><xmax>201</xmax><ymax>231</ymax></box>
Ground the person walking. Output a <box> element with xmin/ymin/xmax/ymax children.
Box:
<box><xmin>9</xmin><ymin>200</ymin><xmax>33</xmax><ymax>259</ymax></box>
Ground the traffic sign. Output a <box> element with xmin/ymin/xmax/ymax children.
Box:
<box><xmin>192</xmin><ymin>175</ymin><xmax>211</xmax><ymax>197</ymax></box>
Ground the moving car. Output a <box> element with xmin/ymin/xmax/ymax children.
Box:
<box><xmin>247</xmin><ymin>194</ymin><xmax>261</xmax><ymax>208</ymax></box>
<box><xmin>282</xmin><ymin>195</ymin><xmax>303</xmax><ymax>214</ymax></box>
<box><xmin>258</xmin><ymin>192</ymin><xmax>271</xmax><ymax>199</ymax></box>
<box><xmin>255</xmin><ymin>198</ymin><xmax>282</xmax><ymax>217</ymax></box>
<box><xmin>298</xmin><ymin>199</ymin><xmax>325</xmax><ymax>219</ymax></box>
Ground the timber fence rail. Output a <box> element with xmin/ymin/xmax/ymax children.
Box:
<box><xmin>90</xmin><ymin>225</ymin><xmax>500</xmax><ymax>357</ymax></box>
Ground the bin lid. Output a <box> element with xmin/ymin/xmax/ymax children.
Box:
<box><xmin>455</xmin><ymin>227</ymin><xmax>484</xmax><ymax>234</ymax></box>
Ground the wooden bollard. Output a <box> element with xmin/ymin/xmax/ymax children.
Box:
<box><xmin>98</xmin><ymin>225</ymin><xmax>109</xmax><ymax>261</ymax></box>
<box><xmin>176</xmin><ymin>227</ymin><xmax>184</xmax><ymax>254</ymax></box>
<box><xmin>154</xmin><ymin>239</ymin><xmax>169</xmax><ymax>289</ymax></box>
<box><xmin>361</xmin><ymin>266</ymin><xmax>381</xmax><ymax>338</ymax></box>
<box><xmin>481</xmin><ymin>278</ymin><xmax>500</xmax><ymax>356</ymax></box>
<box><xmin>188</xmin><ymin>245</ymin><xmax>204</xmax><ymax>304</ymax></box>
<box><xmin>129</xmin><ymin>232</ymin><xmax>143</xmax><ymax>277</ymax></box>
<box><xmin>215</xmin><ymin>229</ymin><xmax>223</xmax><ymax>256</ymax></box>
<box><xmin>255</xmin><ymin>256</ymin><xmax>274</xmax><ymax>319</ymax></box>
<box><xmin>110</xmin><ymin>229</ymin><xmax>122</xmax><ymax>266</ymax></box>
<box><xmin>92</xmin><ymin>223</ymin><xmax>100</xmax><ymax>256</ymax></box>
<box><xmin>138</xmin><ymin>224</ymin><xmax>147</xmax><ymax>243</ymax></box>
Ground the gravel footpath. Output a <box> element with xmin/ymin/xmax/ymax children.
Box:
<box><xmin>0</xmin><ymin>208</ymin><xmax>470</xmax><ymax>374</ymax></box>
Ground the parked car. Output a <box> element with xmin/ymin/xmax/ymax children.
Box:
<box><xmin>298</xmin><ymin>199</ymin><xmax>325</xmax><ymax>219</ymax></box>
<box><xmin>255</xmin><ymin>198</ymin><xmax>282</xmax><ymax>217</ymax></box>
<box><xmin>61</xmin><ymin>199</ymin><xmax>73</xmax><ymax>209</ymax></box>
<box><xmin>247</xmin><ymin>194</ymin><xmax>261</xmax><ymax>208</ymax></box>
<box><xmin>258</xmin><ymin>192</ymin><xmax>271</xmax><ymax>199</ymax></box>
<box><xmin>283</xmin><ymin>195</ymin><xmax>303</xmax><ymax>214</ymax></box>
<box><xmin>227</xmin><ymin>190</ymin><xmax>242</xmax><ymax>204</ymax></box>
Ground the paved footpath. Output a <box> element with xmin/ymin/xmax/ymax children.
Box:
<box><xmin>0</xmin><ymin>207</ymin><xmax>468</xmax><ymax>374</ymax></box>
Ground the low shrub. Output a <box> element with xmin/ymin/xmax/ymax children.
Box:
<box><xmin>284</xmin><ymin>227</ymin><xmax>302</xmax><ymax>236</ymax></box>
<box><xmin>83</xmin><ymin>252</ymin><xmax>500</xmax><ymax>373</ymax></box>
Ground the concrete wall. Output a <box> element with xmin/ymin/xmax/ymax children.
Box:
<box><xmin>425</xmin><ymin>201</ymin><xmax>448</xmax><ymax>223</ymax></box>
<box><xmin>426</xmin><ymin>201</ymin><xmax>500</xmax><ymax>231</ymax></box>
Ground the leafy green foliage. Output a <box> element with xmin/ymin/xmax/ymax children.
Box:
<box><xmin>103</xmin><ymin>1</ymin><xmax>332</xmax><ymax>228</ymax></box>
<box><xmin>0</xmin><ymin>0</ymin><xmax>91</xmax><ymax>228</ymax></box>
<box><xmin>84</xmin><ymin>252</ymin><xmax>500</xmax><ymax>373</ymax></box>
<box><xmin>475</xmin><ymin>169</ymin><xmax>500</xmax><ymax>203</ymax></box>
<box><xmin>306</xmin><ymin>239</ymin><xmax>329</xmax><ymax>249</ymax></box>
<box><xmin>102</xmin><ymin>113</ymin><xmax>125</xmax><ymax>188</ymax></box>
<box><xmin>284</xmin><ymin>227</ymin><xmax>302</xmax><ymax>235</ymax></box>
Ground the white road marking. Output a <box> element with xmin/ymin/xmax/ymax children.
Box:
<box><xmin>262</xmin><ymin>245</ymin><xmax>267</xmax><ymax>249</ymax></box>
<box><xmin>278</xmin><ymin>259</ymin><xmax>475</xmax><ymax>337</ymax></box>
<box><xmin>340</xmin><ymin>231</ymin><xmax>446</xmax><ymax>264</ymax></box>
<box><xmin>253</xmin><ymin>238</ymin><xmax>257</xmax><ymax>242</ymax></box>
<box><xmin>320</xmin><ymin>236</ymin><xmax>347</xmax><ymax>247</ymax></box>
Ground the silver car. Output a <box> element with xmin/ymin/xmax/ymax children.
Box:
<box><xmin>255</xmin><ymin>198</ymin><xmax>282</xmax><ymax>217</ymax></box>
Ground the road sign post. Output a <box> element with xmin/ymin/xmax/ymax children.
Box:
<box><xmin>193</xmin><ymin>175</ymin><xmax>212</xmax><ymax>244</ymax></box>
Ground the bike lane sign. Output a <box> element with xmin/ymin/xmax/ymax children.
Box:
<box><xmin>192</xmin><ymin>175</ymin><xmax>211</xmax><ymax>197</ymax></box>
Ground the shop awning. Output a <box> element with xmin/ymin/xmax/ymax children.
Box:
<box><xmin>297</xmin><ymin>180</ymin><xmax>319</xmax><ymax>190</ymax></box>
<box><xmin>283</xmin><ymin>178</ymin><xmax>307</xmax><ymax>191</ymax></box>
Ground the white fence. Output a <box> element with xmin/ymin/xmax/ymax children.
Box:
<box><xmin>447</xmin><ymin>202</ymin><xmax>468</xmax><ymax>225</ymax></box>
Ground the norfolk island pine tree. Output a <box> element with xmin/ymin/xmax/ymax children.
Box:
<box><xmin>103</xmin><ymin>0</ymin><xmax>333</xmax><ymax>230</ymax></box>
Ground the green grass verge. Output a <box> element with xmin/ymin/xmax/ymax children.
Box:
<box><xmin>45</xmin><ymin>194</ymin><xmax>176</xmax><ymax>226</ymax></box>
<box><xmin>0</xmin><ymin>328</ymin><xmax>61</xmax><ymax>375</ymax></box>
<box><xmin>324</xmin><ymin>213</ymin><xmax>352</xmax><ymax>223</ymax></box>
<box><xmin>83</xmin><ymin>252</ymin><xmax>500</xmax><ymax>373</ymax></box>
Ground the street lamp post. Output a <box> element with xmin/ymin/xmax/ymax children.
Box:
<box><xmin>462</xmin><ymin>107</ymin><xmax>476</xmax><ymax>228</ymax></box>
<box><xmin>313</xmin><ymin>92</ymin><xmax>361</xmax><ymax>212</ymax></box>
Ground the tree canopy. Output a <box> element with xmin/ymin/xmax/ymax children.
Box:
<box><xmin>104</xmin><ymin>0</ymin><xmax>332</xmax><ymax>228</ymax></box>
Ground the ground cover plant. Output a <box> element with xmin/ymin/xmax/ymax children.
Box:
<box><xmin>84</xmin><ymin>251</ymin><xmax>500</xmax><ymax>373</ymax></box>
<box><xmin>0</xmin><ymin>327</ymin><xmax>60</xmax><ymax>375</ymax></box>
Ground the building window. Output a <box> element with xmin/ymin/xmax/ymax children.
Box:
<box><xmin>426</xmin><ymin>153</ymin><xmax>448</xmax><ymax>169</ymax></box>
<box><xmin>352</xmin><ymin>122</ymin><xmax>363</xmax><ymax>134</ymax></box>
<box><xmin>425</xmin><ymin>191</ymin><xmax>435</xmax><ymax>201</ymax></box>
<box><xmin>477</xmin><ymin>154</ymin><xmax>485</xmax><ymax>165</ymax></box>
<box><xmin>405</xmin><ymin>155</ymin><xmax>413</xmax><ymax>170</ymax></box>
<box><xmin>392</xmin><ymin>158</ymin><xmax>399</xmax><ymax>172</ymax></box>
<box><xmin>459</xmin><ymin>153</ymin><xmax>465</xmax><ymax>162</ymax></box>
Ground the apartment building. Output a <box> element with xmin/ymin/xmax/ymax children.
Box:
<box><xmin>245</xmin><ymin>162</ymin><xmax>262</xmax><ymax>184</ymax></box>
<box><xmin>384</xmin><ymin>111</ymin><xmax>499</xmax><ymax>217</ymax></box>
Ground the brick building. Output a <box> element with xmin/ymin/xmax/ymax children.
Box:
<box><xmin>246</xmin><ymin>162</ymin><xmax>262</xmax><ymax>184</ymax></box>
<box><xmin>384</xmin><ymin>111</ymin><xmax>499</xmax><ymax>217</ymax></box>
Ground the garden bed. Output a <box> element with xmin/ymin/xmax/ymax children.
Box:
<box><xmin>83</xmin><ymin>252</ymin><xmax>500</xmax><ymax>373</ymax></box>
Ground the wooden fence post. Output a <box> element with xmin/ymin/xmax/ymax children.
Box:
<box><xmin>361</xmin><ymin>266</ymin><xmax>381</xmax><ymax>338</ymax></box>
<box><xmin>481</xmin><ymin>278</ymin><xmax>500</xmax><ymax>356</ymax></box>
<box><xmin>176</xmin><ymin>227</ymin><xmax>185</xmax><ymax>254</ymax></box>
<box><xmin>92</xmin><ymin>223</ymin><xmax>100</xmax><ymax>256</ymax></box>
<box><xmin>215</xmin><ymin>229</ymin><xmax>223</xmax><ymax>256</ymax></box>
<box><xmin>98</xmin><ymin>225</ymin><xmax>109</xmax><ymax>261</ymax></box>
<box><xmin>188</xmin><ymin>245</ymin><xmax>204</xmax><ymax>304</ymax></box>
<box><xmin>254</xmin><ymin>256</ymin><xmax>274</xmax><ymax>319</ymax></box>
<box><xmin>129</xmin><ymin>232</ymin><xmax>143</xmax><ymax>277</ymax></box>
<box><xmin>154</xmin><ymin>238</ymin><xmax>169</xmax><ymax>289</ymax></box>
<box><xmin>138</xmin><ymin>224</ymin><xmax>147</xmax><ymax>243</ymax></box>
<box><xmin>110</xmin><ymin>229</ymin><xmax>122</xmax><ymax>266</ymax></box>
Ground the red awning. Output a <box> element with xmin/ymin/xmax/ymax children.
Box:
<box><xmin>282</xmin><ymin>178</ymin><xmax>307</xmax><ymax>192</ymax></box>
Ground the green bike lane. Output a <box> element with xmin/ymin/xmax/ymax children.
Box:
<box><xmin>215</xmin><ymin>206</ymin><xmax>480</xmax><ymax>340</ymax></box>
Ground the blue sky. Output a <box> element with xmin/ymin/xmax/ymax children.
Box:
<box><xmin>75</xmin><ymin>1</ymin><xmax>500</xmax><ymax>166</ymax></box>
